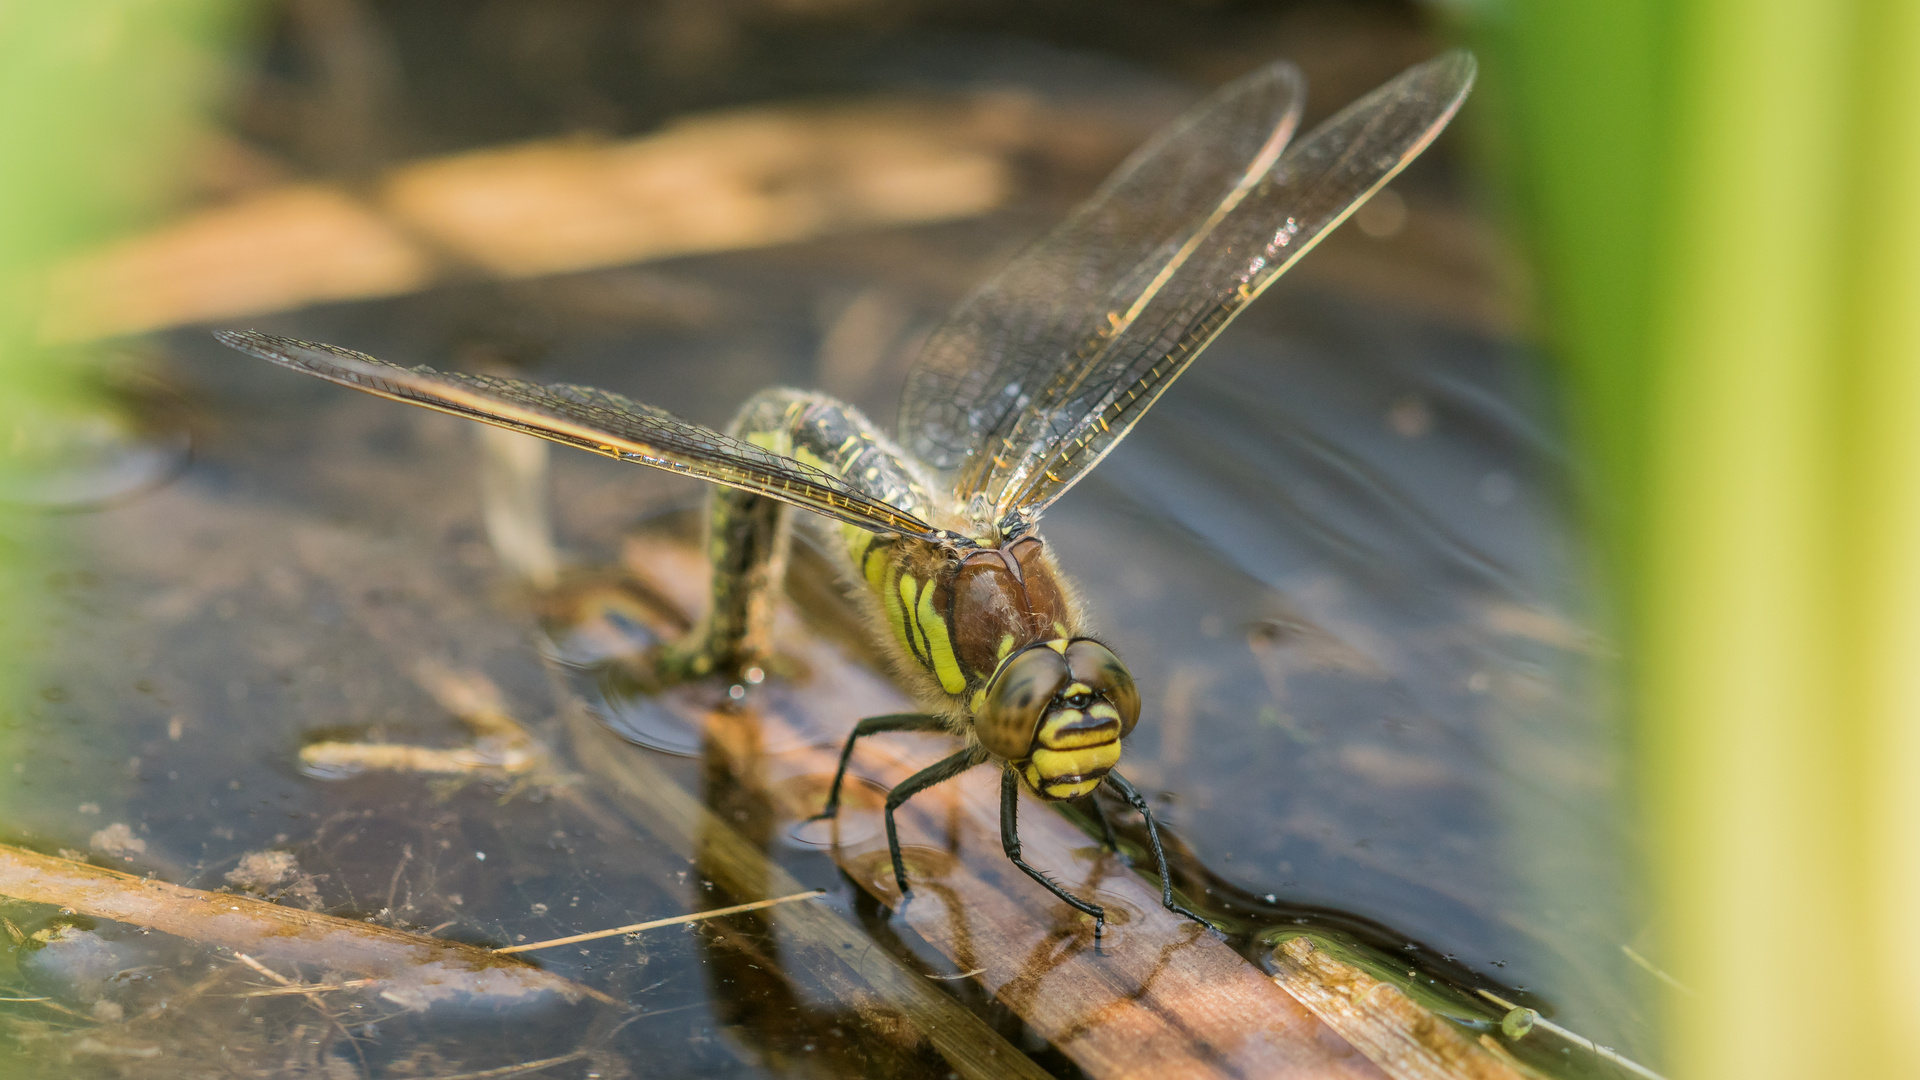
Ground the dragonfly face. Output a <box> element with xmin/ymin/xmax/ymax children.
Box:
<box><xmin>216</xmin><ymin>50</ymin><xmax>1476</xmax><ymax>933</ymax></box>
<box><xmin>982</xmin><ymin>638</ymin><xmax>1140</xmax><ymax>801</ymax></box>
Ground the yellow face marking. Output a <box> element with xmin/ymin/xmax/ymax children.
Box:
<box><xmin>1035</xmin><ymin>703</ymin><xmax>1121</xmax><ymax>751</ymax></box>
<box><xmin>996</xmin><ymin>633</ymin><xmax>1016</xmax><ymax>662</ymax></box>
<box><xmin>1021</xmin><ymin>758</ymin><xmax>1104</xmax><ymax>801</ymax></box>
<box><xmin>1036</xmin><ymin>709</ymin><xmax>1084</xmax><ymax>746</ymax></box>
<box><xmin>1045</xmin><ymin>639</ymin><xmax>1069</xmax><ymax>655</ymax></box>
<box><xmin>1020</xmin><ymin>760</ymin><xmax>1049</xmax><ymax>793</ymax></box>
<box><xmin>1029</xmin><ymin>743</ymin><xmax>1120</xmax><ymax>782</ymax></box>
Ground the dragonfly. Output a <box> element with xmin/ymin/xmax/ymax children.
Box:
<box><xmin>218</xmin><ymin>50</ymin><xmax>1474</xmax><ymax>933</ymax></box>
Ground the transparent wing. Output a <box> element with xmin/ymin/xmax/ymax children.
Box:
<box><xmin>897</xmin><ymin>59</ymin><xmax>1306</xmax><ymax>492</ymax></box>
<box><xmin>217</xmin><ymin>331</ymin><xmax>943</xmax><ymax>540</ymax></box>
<box><xmin>911</xmin><ymin>51</ymin><xmax>1477</xmax><ymax>519</ymax></box>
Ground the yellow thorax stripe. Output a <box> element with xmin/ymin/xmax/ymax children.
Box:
<box><xmin>909</xmin><ymin>572</ymin><xmax>967</xmax><ymax>696</ymax></box>
<box><xmin>882</xmin><ymin>565</ymin><xmax>914</xmax><ymax>666</ymax></box>
<box><xmin>858</xmin><ymin>533</ymin><xmax>887</xmax><ymax>592</ymax></box>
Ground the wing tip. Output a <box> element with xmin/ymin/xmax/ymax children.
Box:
<box><xmin>213</xmin><ymin>329</ymin><xmax>399</xmax><ymax>383</ymax></box>
<box><xmin>214</xmin><ymin>328</ymin><xmax>318</xmax><ymax>371</ymax></box>
<box><xmin>1244</xmin><ymin>57</ymin><xmax>1307</xmax><ymax>95</ymax></box>
<box><xmin>212</xmin><ymin>327</ymin><xmax>273</xmax><ymax>355</ymax></box>
<box><xmin>1419</xmin><ymin>48</ymin><xmax>1479</xmax><ymax>99</ymax></box>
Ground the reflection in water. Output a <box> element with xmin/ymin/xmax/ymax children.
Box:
<box><xmin>476</xmin><ymin>427</ymin><xmax>560</xmax><ymax>589</ymax></box>
<box><xmin>0</xmin><ymin>375</ymin><xmax>191</xmax><ymax>511</ymax></box>
<box><xmin>693</xmin><ymin>712</ymin><xmax>973</xmax><ymax>1077</ymax></box>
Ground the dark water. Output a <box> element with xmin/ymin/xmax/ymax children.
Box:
<box><xmin>0</xmin><ymin>3</ymin><xmax>1655</xmax><ymax>1077</ymax></box>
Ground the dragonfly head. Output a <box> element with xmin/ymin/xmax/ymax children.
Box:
<box><xmin>975</xmin><ymin>638</ymin><xmax>1139</xmax><ymax>801</ymax></box>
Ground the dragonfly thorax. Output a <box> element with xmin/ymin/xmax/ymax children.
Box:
<box><xmin>861</xmin><ymin>526</ymin><xmax>1141</xmax><ymax>798</ymax></box>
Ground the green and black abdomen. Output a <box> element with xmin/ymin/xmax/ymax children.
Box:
<box><xmin>675</xmin><ymin>389</ymin><xmax>936</xmax><ymax>678</ymax></box>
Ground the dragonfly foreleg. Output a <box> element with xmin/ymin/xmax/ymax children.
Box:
<box><xmin>883</xmin><ymin>748</ymin><xmax>981</xmax><ymax>898</ymax></box>
<box><xmin>1103</xmin><ymin>770</ymin><xmax>1209</xmax><ymax>927</ymax></box>
<box><xmin>1002</xmin><ymin>765</ymin><xmax>1107</xmax><ymax>933</ymax></box>
<box><xmin>809</xmin><ymin>713</ymin><xmax>946</xmax><ymax>822</ymax></box>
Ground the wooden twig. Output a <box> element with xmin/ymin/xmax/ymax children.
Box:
<box><xmin>409</xmin><ymin>1050</ymin><xmax>592</xmax><ymax>1080</ymax></box>
<box><xmin>44</xmin><ymin>97</ymin><xmax>1030</xmax><ymax>341</ymax></box>
<box><xmin>299</xmin><ymin>661</ymin><xmax>546</xmax><ymax>778</ymax></box>
<box><xmin>0</xmin><ymin>842</ymin><xmax>610</xmax><ymax>1011</ymax></box>
<box><xmin>495</xmin><ymin>889</ymin><xmax>824</xmax><ymax>954</ymax></box>
<box><xmin>241</xmin><ymin>979</ymin><xmax>379</xmax><ymax>999</ymax></box>
<box><xmin>233</xmin><ymin>952</ymin><xmax>296</xmax><ymax>986</ymax></box>
<box><xmin>1476</xmin><ymin>990</ymin><xmax>1666</xmax><ymax>1080</ymax></box>
<box><xmin>1271</xmin><ymin>936</ymin><xmax>1532</xmax><ymax>1080</ymax></box>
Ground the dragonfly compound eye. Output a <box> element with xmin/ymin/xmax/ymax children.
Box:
<box><xmin>976</xmin><ymin>644</ymin><xmax>1069</xmax><ymax>760</ymax></box>
<box><xmin>1064</xmin><ymin>639</ymin><xmax>1139</xmax><ymax>739</ymax></box>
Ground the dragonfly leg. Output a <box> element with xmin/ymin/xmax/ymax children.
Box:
<box><xmin>883</xmin><ymin>749</ymin><xmax>979</xmax><ymax>898</ymax></box>
<box><xmin>655</xmin><ymin>486</ymin><xmax>791</xmax><ymax>683</ymax></box>
<box><xmin>1002</xmin><ymin>766</ymin><xmax>1106</xmax><ymax>933</ymax></box>
<box><xmin>1103</xmin><ymin>770</ymin><xmax>1209</xmax><ymax>927</ymax></box>
<box><xmin>808</xmin><ymin>713</ymin><xmax>946</xmax><ymax>822</ymax></box>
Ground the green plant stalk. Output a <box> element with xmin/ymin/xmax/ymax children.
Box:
<box><xmin>0</xmin><ymin>3</ymin><xmax>250</xmax><ymax>817</ymax></box>
<box><xmin>1470</xmin><ymin>0</ymin><xmax>1920</xmax><ymax>1075</ymax></box>
<box><xmin>1837</xmin><ymin>0</ymin><xmax>1920</xmax><ymax>1065</ymax></box>
<box><xmin>1456</xmin><ymin>0</ymin><xmax>1668</xmax><ymax>565</ymax></box>
<box><xmin>1643</xmin><ymin>2</ymin><xmax>1851</xmax><ymax>1077</ymax></box>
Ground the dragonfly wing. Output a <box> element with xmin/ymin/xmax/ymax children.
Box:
<box><xmin>978</xmin><ymin>50</ymin><xmax>1476</xmax><ymax>517</ymax></box>
<box><xmin>897</xmin><ymin>59</ymin><xmax>1306</xmax><ymax>497</ymax></box>
<box><xmin>216</xmin><ymin>330</ymin><xmax>943</xmax><ymax>539</ymax></box>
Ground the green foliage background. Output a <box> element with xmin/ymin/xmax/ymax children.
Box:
<box><xmin>1469</xmin><ymin>1</ymin><xmax>1920</xmax><ymax>1076</ymax></box>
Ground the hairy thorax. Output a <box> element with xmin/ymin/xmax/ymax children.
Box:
<box><xmin>849</xmin><ymin>528</ymin><xmax>1082</xmax><ymax>714</ymax></box>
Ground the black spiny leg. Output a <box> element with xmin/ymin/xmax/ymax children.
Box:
<box><xmin>1002</xmin><ymin>766</ymin><xmax>1106</xmax><ymax>933</ymax></box>
<box><xmin>1104</xmin><ymin>770</ymin><xmax>1210</xmax><ymax>927</ymax></box>
<box><xmin>884</xmin><ymin>750</ymin><xmax>979</xmax><ymax>897</ymax></box>
<box><xmin>809</xmin><ymin>713</ymin><xmax>944</xmax><ymax>822</ymax></box>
